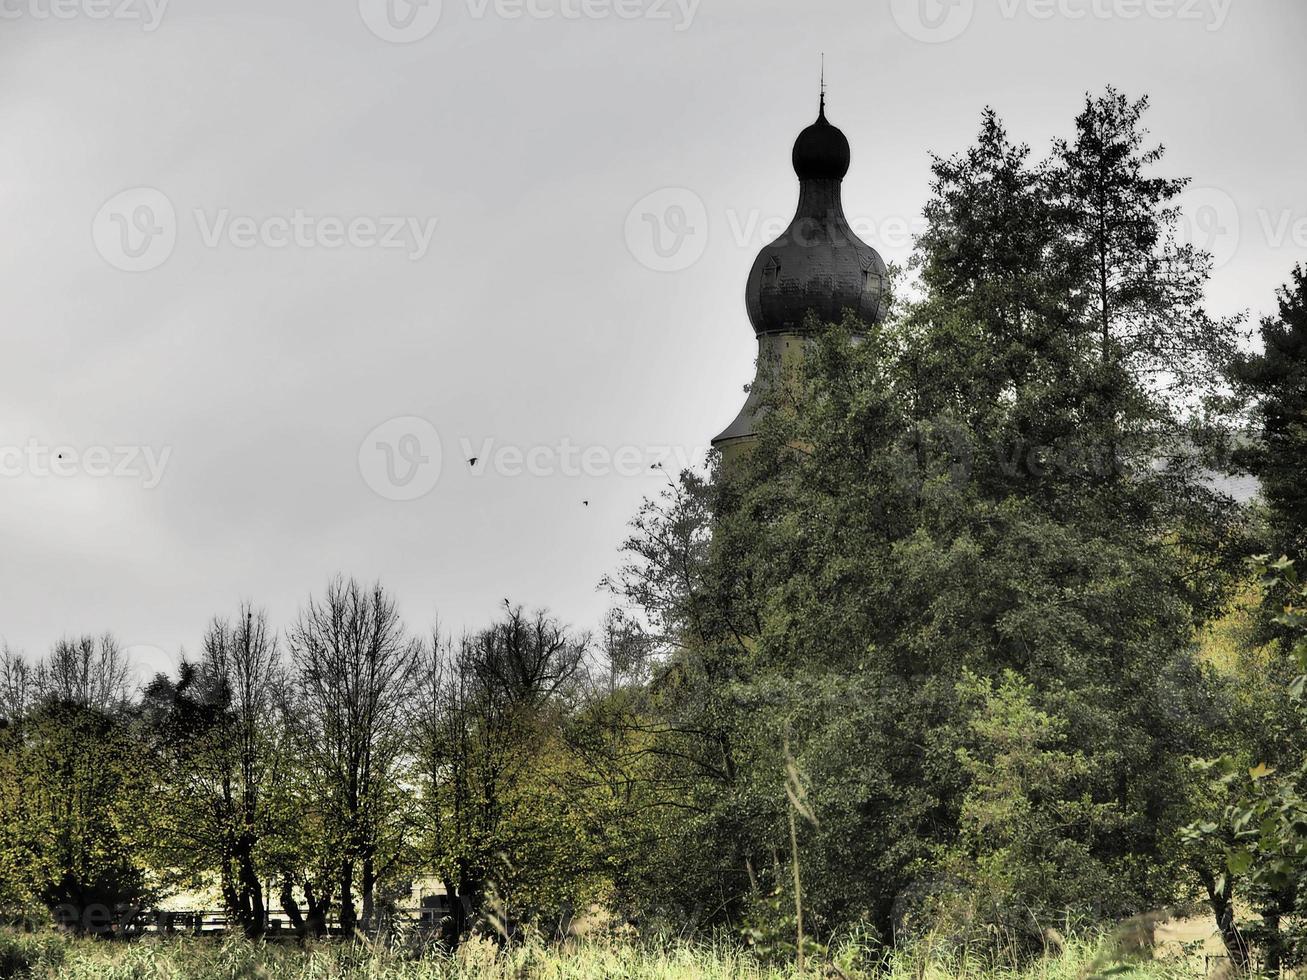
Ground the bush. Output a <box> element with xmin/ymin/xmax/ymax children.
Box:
<box><xmin>0</xmin><ymin>930</ymin><xmax>66</xmax><ymax>979</ymax></box>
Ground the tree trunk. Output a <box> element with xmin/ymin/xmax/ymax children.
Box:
<box><xmin>1262</xmin><ymin>892</ymin><xmax>1292</xmax><ymax>978</ymax></box>
<box><xmin>361</xmin><ymin>854</ymin><xmax>375</xmax><ymax>934</ymax></box>
<box><xmin>1199</xmin><ymin>867</ymin><xmax>1250</xmax><ymax>972</ymax></box>
<box><xmin>280</xmin><ymin>875</ymin><xmax>305</xmax><ymax>936</ymax></box>
<box><xmin>339</xmin><ymin>860</ymin><xmax>356</xmax><ymax>935</ymax></box>
<box><xmin>442</xmin><ymin>878</ymin><xmax>465</xmax><ymax>952</ymax></box>
<box><xmin>220</xmin><ymin>864</ymin><xmax>240</xmax><ymax>937</ymax></box>
<box><xmin>236</xmin><ymin>847</ymin><xmax>265</xmax><ymax>938</ymax></box>
<box><xmin>303</xmin><ymin>879</ymin><xmax>330</xmax><ymax>938</ymax></box>
<box><xmin>1263</xmin><ymin>908</ymin><xmax>1281</xmax><ymax>976</ymax></box>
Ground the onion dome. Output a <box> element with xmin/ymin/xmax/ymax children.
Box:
<box><xmin>744</xmin><ymin>96</ymin><xmax>887</xmax><ymax>335</ymax></box>
<box><xmin>792</xmin><ymin>102</ymin><xmax>851</xmax><ymax>180</ymax></box>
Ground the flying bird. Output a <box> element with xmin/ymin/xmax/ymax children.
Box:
<box><xmin>467</xmin><ymin>457</ymin><xmax>479</xmax><ymax>467</ymax></box>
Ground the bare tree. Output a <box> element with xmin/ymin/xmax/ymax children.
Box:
<box><xmin>286</xmin><ymin>576</ymin><xmax>421</xmax><ymax>933</ymax></box>
<box><xmin>466</xmin><ymin>606</ymin><xmax>586</xmax><ymax>708</ymax></box>
<box><xmin>39</xmin><ymin>634</ymin><xmax>132</xmax><ymax>710</ymax></box>
<box><xmin>0</xmin><ymin>643</ymin><xmax>34</xmax><ymax>724</ymax></box>
<box><xmin>198</xmin><ymin>605</ymin><xmax>282</xmax><ymax>937</ymax></box>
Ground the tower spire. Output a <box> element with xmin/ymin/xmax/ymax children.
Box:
<box><xmin>712</xmin><ymin>81</ymin><xmax>887</xmax><ymax>462</ymax></box>
<box><xmin>819</xmin><ymin>54</ymin><xmax>826</xmax><ymax>117</ymax></box>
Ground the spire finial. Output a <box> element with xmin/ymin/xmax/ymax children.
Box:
<box><xmin>819</xmin><ymin>54</ymin><xmax>826</xmax><ymax>117</ymax></box>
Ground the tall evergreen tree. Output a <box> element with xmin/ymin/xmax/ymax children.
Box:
<box><xmin>1051</xmin><ymin>88</ymin><xmax>1240</xmax><ymax>429</ymax></box>
<box><xmin>610</xmin><ymin>91</ymin><xmax>1245</xmax><ymax>949</ymax></box>
<box><xmin>1231</xmin><ymin>265</ymin><xmax>1307</xmax><ymax>560</ymax></box>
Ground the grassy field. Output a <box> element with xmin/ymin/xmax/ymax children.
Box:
<box><xmin>0</xmin><ymin>929</ymin><xmax>1213</xmax><ymax>979</ymax></box>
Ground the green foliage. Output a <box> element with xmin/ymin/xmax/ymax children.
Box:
<box><xmin>0</xmin><ymin>930</ymin><xmax>66</xmax><ymax>978</ymax></box>
<box><xmin>134</xmin><ymin>605</ymin><xmax>283</xmax><ymax>937</ymax></box>
<box><xmin>0</xmin><ymin>928</ymin><xmax>1204</xmax><ymax>980</ymax></box>
<box><xmin>0</xmin><ymin>88</ymin><xmax>1291</xmax><ymax>966</ymax></box>
<box><xmin>738</xmin><ymin>887</ymin><xmax>829</xmax><ymax>968</ymax></box>
<box><xmin>1</xmin><ymin>700</ymin><xmax>151</xmax><ymax>932</ymax></box>
<box><xmin>1230</xmin><ymin>266</ymin><xmax>1307</xmax><ymax>562</ymax></box>
<box><xmin>1184</xmin><ymin>555</ymin><xmax>1307</xmax><ymax>970</ymax></box>
<box><xmin>940</xmin><ymin>670</ymin><xmax>1121</xmax><ymax>943</ymax></box>
<box><xmin>601</xmin><ymin>87</ymin><xmax>1244</xmax><ymax>952</ymax></box>
<box><xmin>286</xmin><ymin>576</ymin><xmax>424</xmax><ymax>933</ymax></box>
<box><xmin>413</xmin><ymin>607</ymin><xmax>608</xmax><ymax>933</ymax></box>
<box><xmin>0</xmin><ymin>640</ymin><xmax>152</xmax><ymax>930</ymax></box>
<box><xmin>719</xmin><ymin>309</ymin><xmax>1225</xmax><ymax>934</ymax></box>
<box><xmin>1051</xmin><ymin>88</ymin><xmax>1237</xmax><ymax>411</ymax></box>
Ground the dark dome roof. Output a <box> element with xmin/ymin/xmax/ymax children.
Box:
<box><xmin>791</xmin><ymin>104</ymin><xmax>850</xmax><ymax>180</ymax></box>
<box><xmin>746</xmin><ymin>101</ymin><xmax>887</xmax><ymax>336</ymax></box>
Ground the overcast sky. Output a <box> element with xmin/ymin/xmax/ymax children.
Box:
<box><xmin>1</xmin><ymin>0</ymin><xmax>1303</xmax><ymax>681</ymax></box>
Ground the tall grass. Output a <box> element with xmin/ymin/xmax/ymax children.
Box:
<box><xmin>0</xmin><ymin>929</ymin><xmax>1204</xmax><ymax>979</ymax></box>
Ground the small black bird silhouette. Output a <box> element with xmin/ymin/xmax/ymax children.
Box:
<box><xmin>582</xmin><ymin>500</ymin><xmax>590</xmax><ymax>507</ymax></box>
<box><xmin>467</xmin><ymin>457</ymin><xmax>479</xmax><ymax>467</ymax></box>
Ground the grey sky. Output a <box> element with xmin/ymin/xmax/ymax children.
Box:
<box><xmin>1</xmin><ymin>0</ymin><xmax>1303</xmax><ymax>682</ymax></box>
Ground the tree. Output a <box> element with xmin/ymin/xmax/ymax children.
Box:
<box><xmin>1176</xmin><ymin>268</ymin><xmax>1307</xmax><ymax>970</ymax></box>
<box><xmin>603</xmin><ymin>471</ymin><xmax>776</xmax><ymax>927</ymax></box>
<box><xmin>1051</xmin><ymin>87</ymin><xmax>1240</xmax><ymax>428</ymax></box>
<box><xmin>137</xmin><ymin>604</ymin><xmax>283</xmax><ymax>937</ymax></box>
<box><xmin>39</xmin><ymin>635</ymin><xmax>132</xmax><ymax>711</ymax></box>
<box><xmin>260</xmin><ymin>749</ymin><xmax>338</xmax><ymax>938</ymax></box>
<box><xmin>602</xmin><ymin>91</ymin><xmax>1244</xmax><ymax>950</ymax></box>
<box><xmin>1184</xmin><ymin>555</ymin><xmax>1307</xmax><ymax>973</ymax></box>
<box><xmin>414</xmin><ymin>607</ymin><xmax>589</xmax><ymax>943</ymax></box>
<box><xmin>0</xmin><ymin>644</ymin><xmax>41</xmax><ymax>914</ymax></box>
<box><xmin>1230</xmin><ymin>265</ymin><xmax>1307</xmax><ymax>562</ymax></box>
<box><xmin>0</xmin><ymin>637</ymin><xmax>148</xmax><ymax>933</ymax></box>
<box><xmin>21</xmin><ymin>699</ymin><xmax>151</xmax><ymax>934</ymax></box>
<box><xmin>911</xmin><ymin>107</ymin><xmax>1082</xmax><ymax>464</ymax></box>
<box><xmin>286</xmin><ymin>576</ymin><xmax>421</xmax><ymax>933</ymax></box>
<box><xmin>904</xmin><ymin>95</ymin><xmax>1244</xmax><ymax>937</ymax></box>
<box><xmin>940</xmin><ymin>670</ymin><xmax>1120</xmax><ymax>937</ymax></box>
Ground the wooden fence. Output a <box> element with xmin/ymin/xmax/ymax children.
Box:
<box><xmin>128</xmin><ymin>906</ymin><xmax>445</xmax><ymax>937</ymax></box>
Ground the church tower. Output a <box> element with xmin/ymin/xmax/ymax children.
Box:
<box><xmin>712</xmin><ymin>92</ymin><xmax>888</xmax><ymax>464</ymax></box>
